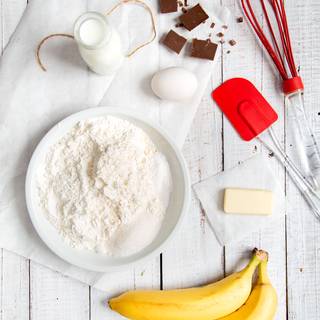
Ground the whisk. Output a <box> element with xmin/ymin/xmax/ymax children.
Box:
<box><xmin>241</xmin><ymin>0</ymin><xmax>320</xmax><ymax>191</ymax></box>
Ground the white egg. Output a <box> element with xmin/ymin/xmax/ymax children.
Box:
<box><xmin>151</xmin><ymin>67</ymin><xmax>198</xmax><ymax>102</ymax></box>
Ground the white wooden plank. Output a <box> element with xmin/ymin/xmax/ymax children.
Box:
<box><xmin>0</xmin><ymin>252</ymin><xmax>1</xmax><ymax>318</ymax></box>
<box><xmin>0</xmin><ymin>0</ymin><xmax>3</xmax><ymax>314</ymax></box>
<box><xmin>27</xmin><ymin>1</ymin><xmax>161</xmax><ymax>318</ymax></box>
<box><xmin>1</xmin><ymin>251</ymin><xmax>29</xmax><ymax>320</ymax></box>
<box><xmin>0</xmin><ymin>1</ymin><xmax>90</xmax><ymax>319</ymax></box>
<box><xmin>221</xmin><ymin>1</ymin><xmax>287</xmax><ymax>319</ymax></box>
<box><xmin>0</xmin><ymin>1</ymin><xmax>29</xmax><ymax>320</ymax></box>
<box><xmin>29</xmin><ymin>263</ymin><xmax>89</xmax><ymax>320</ymax></box>
<box><xmin>91</xmin><ymin>2</ymin><xmax>162</xmax><ymax>318</ymax></box>
<box><xmin>286</xmin><ymin>1</ymin><xmax>320</xmax><ymax>319</ymax></box>
<box><xmin>257</xmin><ymin>54</ymin><xmax>287</xmax><ymax>320</ymax></box>
<box><xmin>0</xmin><ymin>2</ymin><xmax>90</xmax><ymax>320</ymax></box>
<box><xmin>0</xmin><ymin>1</ymin><xmax>319</xmax><ymax>319</ymax></box>
<box><xmin>91</xmin><ymin>258</ymin><xmax>160</xmax><ymax>319</ymax></box>
<box><xmin>161</xmin><ymin>52</ymin><xmax>225</xmax><ymax>288</ymax></box>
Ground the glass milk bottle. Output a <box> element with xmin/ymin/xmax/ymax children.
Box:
<box><xmin>74</xmin><ymin>12</ymin><xmax>124</xmax><ymax>75</ymax></box>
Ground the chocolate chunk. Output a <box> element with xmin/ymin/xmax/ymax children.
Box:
<box><xmin>179</xmin><ymin>4</ymin><xmax>209</xmax><ymax>31</ymax></box>
<box><xmin>163</xmin><ymin>30</ymin><xmax>187</xmax><ymax>54</ymax></box>
<box><xmin>217</xmin><ymin>32</ymin><xmax>224</xmax><ymax>37</ymax></box>
<box><xmin>181</xmin><ymin>7</ymin><xmax>187</xmax><ymax>13</ymax></box>
<box><xmin>159</xmin><ymin>0</ymin><xmax>177</xmax><ymax>13</ymax></box>
<box><xmin>210</xmin><ymin>22</ymin><xmax>215</xmax><ymax>28</ymax></box>
<box><xmin>237</xmin><ymin>16</ymin><xmax>244</xmax><ymax>23</ymax></box>
<box><xmin>229</xmin><ymin>39</ymin><xmax>237</xmax><ymax>46</ymax></box>
<box><xmin>175</xmin><ymin>22</ymin><xmax>184</xmax><ymax>27</ymax></box>
<box><xmin>184</xmin><ymin>0</ymin><xmax>188</xmax><ymax>6</ymax></box>
<box><xmin>190</xmin><ymin>39</ymin><xmax>218</xmax><ymax>60</ymax></box>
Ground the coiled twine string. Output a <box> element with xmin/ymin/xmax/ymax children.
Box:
<box><xmin>36</xmin><ymin>0</ymin><xmax>157</xmax><ymax>72</ymax></box>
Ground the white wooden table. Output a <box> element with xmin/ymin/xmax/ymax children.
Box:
<box><xmin>1</xmin><ymin>1</ymin><xmax>320</xmax><ymax>319</ymax></box>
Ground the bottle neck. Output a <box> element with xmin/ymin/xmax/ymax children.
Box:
<box><xmin>74</xmin><ymin>11</ymin><xmax>112</xmax><ymax>50</ymax></box>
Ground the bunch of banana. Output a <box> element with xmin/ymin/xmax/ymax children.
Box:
<box><xmin>109</xmin><ymin>248</ymin><xmax>277</xmax><ymax>320</ymax></box>
<box><xmin>219</xmin><ymin>258</ymin><xmax>277</xmax><ymax>320</ymax></box>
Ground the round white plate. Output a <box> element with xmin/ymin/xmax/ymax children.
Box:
<box><xmin>25</xmin><ymin>107</ymin><xmax>190</xmax><ymax>272</ymax></box>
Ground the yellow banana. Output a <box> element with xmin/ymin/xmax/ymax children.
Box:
<box><xmin>218</xmin><ymin>258</ymin><xmax>278</xmax><ymax>320</ymax></box>
<box><xmin>109</xmin><ymin>249</ymin><xmax>267</xmax><ymax>320</ymax></box>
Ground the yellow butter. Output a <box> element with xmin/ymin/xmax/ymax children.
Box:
<box><xmin>223</xmin><ymin>188</ymin><xmax>273</xmax><ymax>215</ymax></box>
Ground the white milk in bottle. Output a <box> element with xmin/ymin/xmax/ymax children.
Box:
<box><xmin>74</xmin><ymin>12</ymin><xmax>124</xmax><ymax>75</ymax></box>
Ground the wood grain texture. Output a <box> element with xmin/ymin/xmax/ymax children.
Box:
<box><xmin>0</xmin><ymin>252</ymin><xmax>29</xmax><ymax>320</ymax></box>
<box><xmin>30</xmin><ymin>263</ymin><xmax>90</xmax><ymax>320</ymax></box>
<box><xmin>161</xmin><ymin>0</ymin><xmax>225</xmax><ymax>287</ymax></box>
<box><xmin>90</xmin><ymin>2</ymin><xmax>162</xmax><ymax>318</ymax></box>
<box><xmin>90</xmin><ymin>258</ymin><xmax>161</xmax><ymax>319</ymax></box>
<box><xmin>286</xmin><ymin>1</ymin><xmax>320</xmax><ymax>319</ymax></box>
<box><xmin>221</xmin><ymin>1</ymin><xmax>286</xmax><ymax>319</ymax></box>
<box><xmin>0</xmin><ymin>2</ymin><xmax>29</xmax><ymax>320</ymax></box>
<box><xmin>162</xmin><ymin>82</ymin><xmax>225</xmax><ymax>289</ymax></box>
<box><xmin>0</xmin><ymin>0</ymin><xmax>320</xmax><ymax>320</ymax></box>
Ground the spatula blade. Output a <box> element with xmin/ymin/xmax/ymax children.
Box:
<box><xmin>212</xmin><ymin>78</ymin><xmax>278</xmax><ymax>141</ymax></box>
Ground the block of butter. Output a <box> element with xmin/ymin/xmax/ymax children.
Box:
<box><xmin>223</xmin><ymin>188</ymin><xmax>273</xmax><ymax>215</ymax></box>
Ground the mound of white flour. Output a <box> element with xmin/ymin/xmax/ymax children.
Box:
<box><xmin>36</xmin><ymin>116</ymin><xmax>172</xmax><ymax>257</ymax></box>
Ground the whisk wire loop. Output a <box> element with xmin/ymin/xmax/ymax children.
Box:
<box><xmin>241</xmin><ymin>0</ymin><xmax>298</xmax><ymax>80</ymax></box>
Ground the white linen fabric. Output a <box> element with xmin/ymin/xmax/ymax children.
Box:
<box><xmin>193</xmin><ymin>153</ymin><xmax>285</xmax><ymax>245</ymax></box>
<box><xmin>0</xmin><ymin>0</ymin><xmax>229</xmax><ymax>288</ymax></box>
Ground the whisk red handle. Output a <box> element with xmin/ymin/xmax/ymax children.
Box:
<box><xmin>283</xmin><ymin>76</ymin><xmax>304</xmax><ymax>95</ymax></box>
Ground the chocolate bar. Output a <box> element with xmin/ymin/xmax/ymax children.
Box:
<box><xmin>160</xmin><ymin>0</ymin><xmax>177</xmax><ymax>13</ymax></box>
<box><xmin>163</xmin><ymin>30</ymin><xmax>187</xmax><ymax>54</ymax></box>
<box><xmin>179</xmin><ymin>4</ymin><xmax>209</xmax><ymax>31</ymax></box>
<box><xmin>191</xmin><ymin>39</ymin><xmax>218</xmax><ymax>60</ymax></box>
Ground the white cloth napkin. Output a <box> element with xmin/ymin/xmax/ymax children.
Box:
<box><xmin>0</xmin><ymin>0</ymin><xmax>229</xmax><ymax>288</ymax></box>
<box><xmin>193</xmin><ymin>154</ymin><xmax>285</xmax><ymax>245</ymax></box>
<box><xmin>101</xmin><ymin>2</ymin><xmax>230</xmax><ymax>146</ymax></box>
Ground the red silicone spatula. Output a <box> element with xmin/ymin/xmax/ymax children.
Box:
<box><xmin>212</xmin><ymin>78</ymin><xmax>278</xmax><ymax>141</ymax></box>
<box><xmin>212</xmin><ymin>78</ymin><xmax>320</xmax><ymax>220</ymax></box>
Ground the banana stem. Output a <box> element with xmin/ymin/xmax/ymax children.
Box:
<box><xmin>242</xmin><ymin>249</ymin><xmax>269</xmax><ymax>275</ymax></box>
<box><xmin>253</xmin><ymin>248</ymin><xmax>269</xmax><ymax>262</ymax></box>
<box><xmin>257</xmin><ymin>260</ymin><xmax>270</xmax><ymax>284</ymax></box>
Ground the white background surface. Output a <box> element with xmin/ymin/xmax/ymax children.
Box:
<box><xmin>0</xmin><ymin>0</ymin><xmax>319</xmax><ymax>319</ymax></box>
